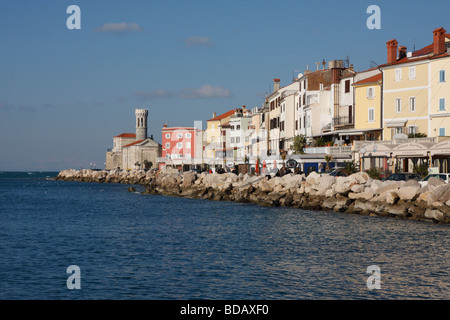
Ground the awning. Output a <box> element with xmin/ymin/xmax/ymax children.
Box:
<box><xmin>392</xmin><ymin>143</ymin><xmax>430</xmax><ymax>157</ymax></box>
<box><xmin>385</xmin><ymin>120</ymin><xmax>407</xmax><ymax>128</ymax></box>
<box><xmin>337</xmin><ymin>128</ymin><xmax>383</xmax><ymax>136</ymax></box>
<box><xmin>430</xmin><ymin>141</ymin><xmax>450</xmax><ymax>156</ymax></box>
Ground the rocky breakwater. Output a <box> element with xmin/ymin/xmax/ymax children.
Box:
<box><xmin>56</xmin><ymin>168</ymin><xmax>450</xmax><ymax>224</ymax></box>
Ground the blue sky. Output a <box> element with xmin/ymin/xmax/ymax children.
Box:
<box><xmin>1</xmin><ymin>0</ymin><xmax>449</xmax><ymax>171</ymax></box>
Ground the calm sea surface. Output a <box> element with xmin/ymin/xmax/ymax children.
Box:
<box><xmin>0</xmin><ymin>171</ymin><xmax>449</xmax><ymax>300</ymax></box>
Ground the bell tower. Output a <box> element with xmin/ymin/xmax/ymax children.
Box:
<box><xmin>135</xmin><ymin>108</ymin><xmax>148</xmax><ymax>141</ymax></box>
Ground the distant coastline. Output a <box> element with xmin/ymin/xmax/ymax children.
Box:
<box><xmin>55</xmin><ymin>168</ymin><xmax>450</xmax><ymax>225</ymax></box>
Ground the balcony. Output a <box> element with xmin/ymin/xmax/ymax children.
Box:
<box><xmin>304</xmin><ymin>146</ymin><xmax>352</xmax><ymax>155</ymax></box>
<box><xmin>333</xmin><ymin>116</ymin><xmax>353</xmax><ymax>127</ymax></box>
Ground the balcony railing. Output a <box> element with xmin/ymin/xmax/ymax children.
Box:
<box><xmin>333</xmin><ymin>117</ymin><xmax>353</xmax><ymax>127</ymax></box>
<box><xmin>304</xmin><ymin>146</ymin><xmax>352</xmax><ymax>154</ymax></box>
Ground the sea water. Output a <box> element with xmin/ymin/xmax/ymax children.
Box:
<box><xmin>0</xmin><ymin>172</ymin><xmax>449</xmax><ymax>299</ymax></box>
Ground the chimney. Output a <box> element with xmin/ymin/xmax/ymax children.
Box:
<box><xmin>398</xmin><ymin>46</ymin><xmax>407</xmax><ymax>60</ymax></box>
<box><xmin>386</xmin><ymin>39</ymin><xmax>399</xmax><ymax>64</ymax></box>
<box><xmin>273</xmin><ymin>78</ymin><xmax>280</xmax><ymax>92</ymax></box>
<box><xmin>212</xmin><ymin>112</ymin><xmax>216</xmax><ymax>119</ymax></box>
<box><xmin>433</xmin><ymin>27</ymin><xmax>446</xmax><ymax>55</ymax></box>
<box><xmin>163</xmin><ymin>124</ymin><xmax>168</xmax><ymax>128</ymax></box>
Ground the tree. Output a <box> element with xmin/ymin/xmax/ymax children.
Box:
<box><xmin>290</xmin><ymin>134</ymin><xmax>307</xmax><ymax>154</ymax></box>
<box><xmin>413</xmin><ymin>163</ymin><xmax>429</xmax><ymax>178</ymax></box>
<box><xmin>324</xmin><ymin>155</ymin><xmax>333</xmax><ymax>171</ymax></box>
<box><xmin>408</xmin><ymin>132</ymin><xmax>427</xmax><ymax>138</ymax></box>
<box><xmin>342</xmin><ymin>160</ymin><xmax>358</xmax><ymax>176</ymax></box>
<box><xmin>144</xmin><ymin>160</ymin><xmax>153</xmax><ymax>169</ymax></box>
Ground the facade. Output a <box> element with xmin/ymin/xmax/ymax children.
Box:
<box><xmin>352</xmin><ymin>71</ymin><xmax>383</xmax><ymax>141</ymax></box>
<box><xmin>204</xmin><ymin>109</ymin><xmax>235</xmax><ymax>160</ymax></box>
<box><xmin>354</xmin><ymin>27</ymin><xmax>450</xmax><ymax>174</ymax></box>
<box><xmin>266</xmin><ymin>79</ymin><xmax>300</xmax><ymax>156</ymax></box>
<box><xmin>380</xmin><ymin>28</ymin><xmax>450</xmax><ymax>140</ymax></box>
<box><xmin>105</xmin><ymin>108</ymin><xmax>161</xmax><ymax>170</ymax></box>
<box><xmin>160</xmin><ymin>125</ymin><xmax>203</xmax><ymax>170</ymax></box>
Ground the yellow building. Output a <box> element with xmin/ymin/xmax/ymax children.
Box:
<box><xmin>380</xmin><ymin>28</ymin><xmax>450</xmax><ymax>140</ymax></box>
<box><xmin>429</xmin><ymin>53</ymin><xmax>450</xmax><ymax>137</ymax></box>
<box><xmin>204</xmin><ymin>109</ymin><xmax>236</xmax><ymax>159</ymax></box>
<box><xmin>352</xmin><ymin>72</ymin><xmax>383</xmax><ymax>141</ymax></box>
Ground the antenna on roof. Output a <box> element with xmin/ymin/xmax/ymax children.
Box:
<box><xmin>292</xmin><ymin>69</ymin><xmax>302</xmax><ymax>81</ymax></box>
<box><xmin>370</xmin><ymin>61</ymin><xmax>378</xmax><ymax>68</ymax></box>
<box><xmin>343</xmin><ymin>55</ymin><xmax>350</xmax><ymax>68</ymax></box>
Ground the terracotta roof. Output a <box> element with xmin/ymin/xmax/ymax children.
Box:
<box><xmin>114</xmin><ymin>133</ymin><xmax>136</xmax><ymax>138</ymax></box>
<box><xmin>207</xmin><ymin>109</ymin><xmax>235</xmax><ymax>121</ymax></box>
<box><xmin>379</xmin><ymin>51</ymin><xmax>449</xmax><ymax>68</ymax></box>
<box><xmin>162</xmin><ymin>127</ymin><xmax>196</xmax><ymax>131</ymax></box>
<box><xmin>123</xmin><ymin>139</ymin><xmax>144</xmax><ymax>147</ymax></box>
<box><xmin>353</xmin><ymin>73</ymin><xmax>382</xmax><ymax>86</ymax></box>
<box><xmin>412</xmin><ymin>43</ymin><xmax>434</xmax><ymax>57</ymax></box>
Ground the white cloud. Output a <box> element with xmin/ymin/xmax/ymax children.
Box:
<box><xmin>135</xmin><ymin>89</ymin><xmax>176</xmax><ymax>101</ymax></box>
<box><xmin>183</xmin><ymin>36</ymin><xmax>214</xmax><ymax>47</ymax></box>
<box><xmin>95</xmin><ymin>22</ymin><xmax>143</xmax><ymax>34</ymax></box>
<box><xmin>180</xmin><ymin>85</ymin><xmax>231</xmax><ymax>99</ymax></box>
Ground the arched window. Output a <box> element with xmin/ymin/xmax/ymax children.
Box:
<box><xmin>141</xmin><ymin>118</ymin><xmax>143</xmax><ymax>127</ymax></box>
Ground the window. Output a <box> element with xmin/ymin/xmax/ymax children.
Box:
<box><xmin>165</xmin><ymin>143</ymin><xmax>170</xmax><ymax>148</ymax></box>
<box><xmin>186</xmin><ymin>142</ymin><xmax>191</xmax><ymax>149</ymax></box>
<box><xmin>236</xmin><ymin>125</ymin><xmax>241</xmax><ymax>130</ymax></box>
<box><xmin>440</xmin><ymin>98</ymin><xmax>446</xmax><ymax>111</ymax></box>
<box><xmin>440</xmin><ymin>70</ymin><xmax>446</xmax><ymax>83</ymax></box>
<box><xmin>320</xmin><ymin>83</ymin><xmax>324</xmax><ymax>90</ymax></box>
<box><xmin>176</xmin><ymin>142</ymin><xmax>183</xmax><ymax>148</ymax></box>
<box><xmin>185</xmin><ymin>133</ymin><xmax>191</xmax><ymax>139</ymax></box>
<box><xmin>305</xmin><ymin>115</ymin><xmax>311</xmax><ymax>128</ymax></box>
<box><xmin>409</xmin><ymin>66</ymin><xmax>416</xmax><ymax>80</ymax></box>
<box><xmin>231</xmin><ymin>137</ymin><xmax>235</xmax><ymax>143</ymax></box>
<box><xmin>395</xmin><ymin>68</ymin><xmax>402</xmax><ymax>81</ymax></box>
<box><xmin>395</xmin><ymin>98</ymin><xmax>402</xmax><ymax>113</ymax></box>
<box><xmin>367</xmin><ymin>87</ymin><xmax>374</xmax><ymax>99</ymax></box>
<box><xmin>408</xmin><ymin>126</ymin><xmax>418</xmax><ymax>135</ymax></box>
<box><xmin>211</xmin><ymin>137</ymin><xmax>215</xmax><ymax>142</ymax></box>
<box><xmin>345</xmin><ymin>80</ymin><xmax>350</xmax><ymax>93</ymax></box>
<box><xmin>439</xmin><ymin>128</ymin><xmax>446</xmax><ymax>137</ymax></box>
<box><xmin>231</xmin><ymin>126</ymin><xmax>235</xmax><ymax>131</ymax></box>
<box><xmin>368</xmin><ymin>108</ymin><xmax>375</xmax><ymax>123</ymax></box>
<box><xmin>165</xmin><ymin>133</ymin><xmax>170</xmax><ymax>139</ymax></box>
<box><xmin>394</xmin><ymin>127</ymin><xmax>404</xmax><ymax>135</ymax></box>
<box><xmin>176</xmin><ymin>133</ymin><xmax>183</xmax><ymax>139</ymax></box>
<box><xmin>410</xmin><ymin>97</ymin><xmax>416</xmax><ymax>112</ymax></box>
<box><xmin>236</xmin><ymin>137</ymin><xmax>240</xmax><ymax>143</ymax></box>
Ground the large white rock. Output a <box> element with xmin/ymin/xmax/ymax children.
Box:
<box><xmin>397</xmin><ymin>186</ymin><xmax>420</xmax><ymax>201</ymax></box>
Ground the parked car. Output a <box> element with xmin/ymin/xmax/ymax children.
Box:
<box><xmin>321</xmin><ymin>167</ymin><xmax>348</xmax><ymax>177</ymax></box>
<box><xmin>418</xmin><ymin>173</ymin><xmax>450</xmax><ymax>187</ymax></box>
<box><xmin>385</xmin><ymin>172</ymin><xmax>422</xmax><ymax>181</ymax></box>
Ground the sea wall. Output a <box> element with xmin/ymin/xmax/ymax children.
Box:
<box><xmin>55</xmin><ymin>168</ymin><xmax>450</xmax><ymax>224</ymax></box>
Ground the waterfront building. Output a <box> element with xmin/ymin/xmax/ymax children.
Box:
<box><xmin>159</xmin><ymin>125</ymin><xmax>203</xmax><ymax>171</ymax></box>
<box><xmin>106</xmin><ymin>109</ymin><xmax>162</xmax><ymax>170</ymax></box>
<box><xmin>295</xmin><ymin>60</ymin><xmax>357</xmax><ymax>145</ymax></box>
<box><xmin>204</xmin><ymin>109</ymin><xmax>235</xmax><ymax>161</ymax></box>
<box><xmin>355</xmin><ymin>27</ymin><xmax>450</xmax><ymax>174</ymax></box>
<box><xmin>266</xmin><ymin>78</ymin><xmax>300</xmax><ymax>156</ymax></box>
<box><xmin>352</xmin><ymin>69</ymin><xmax>383</xmax><ymax>141</ymax></box>
<box><xmin>379</xmin><ymin>27</ymin><xmax>450</xmax><ymax>140</ymax></box>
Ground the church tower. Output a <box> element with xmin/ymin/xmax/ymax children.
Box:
<box><xmin>135</xmin><ymin>108</ymin><xmax>148</xmax><ymax>141</ymax></box>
